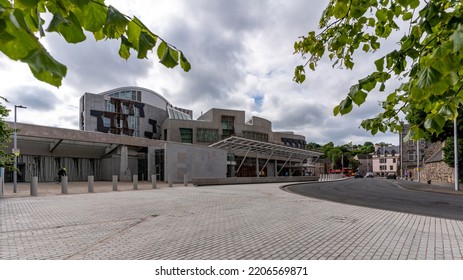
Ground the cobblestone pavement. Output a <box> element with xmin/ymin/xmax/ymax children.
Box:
<box><xmin>1</xmin><ymin>181</ymin><xmax>463</xmax><ymax>260</ymax></box>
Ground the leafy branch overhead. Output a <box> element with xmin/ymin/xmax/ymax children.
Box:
<box><xmin>0</xmin><ymin>0</ymin><xmax>191</xmax><ymax>87</ymax></box>
<box><xmin>294</xmin><ymin>0</ymin><xmax>463</xmax><ymax>140</ymax></box>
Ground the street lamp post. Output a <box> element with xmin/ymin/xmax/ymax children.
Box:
<box><xmin>455</xmin><ymin>118</ymin><xmax>459</xmax><ymax>191</ymax></box>
<box><xmin>13</xmin><ymin>105</ymin><xmax>27</xmax><ymax>193</ymax></box>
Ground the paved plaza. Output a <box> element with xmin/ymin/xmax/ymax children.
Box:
<box><xmin>1</xmin><ymin>180</ymin><xmax>463</xmax><ymax>260</ymax></box>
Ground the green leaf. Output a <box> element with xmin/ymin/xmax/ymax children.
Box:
<box><xmin>293</xmin><ymin>65</ymin><xmax>305</xmax><ymax>83</ymax></box>
<box><xmin>450</xmin><ymin>25</ymin><xmax>463</xmax><ymax>52</ymax></box>
<box><xmin>80</xmin><ymin>0</ymin><xmax>106</xmax><ymax>32</ymax></box>
<box><xmin>339</xmin><ymin>97</ymin><xmax>353</xmax><ymax>115</ymax></box>
<box><xmin>379</xmin><ymin>83</ymin><xmax>386</xmax><ymax>92</ymax></box>
<box><xmin>46</xmin><ymin>12</ymin><xmax>86</xmax><ymax>43</ymax></box>
<box><xmin>14</xmin><ymin>0</ymin><xmax>40</xmax><ymax>9</ymax></box>
<box><xmin>157</xmin><ymin>41</ymin><xmax>167</xmax><ymax>60</ymax></box>
<box><xmin>103</xmin><ymin>5</ymin><xmax>129</xmax><ymax>39</ymax></box>
<box><xmin>359</xmin><ymin>75</ymin><xmax>377</xmax><ymax>92</ymax></box>
<box><xmin>118</xmin><ymin>35</ymin><xmax>131</xmax><ymax>60</ymax></box>
<box><xmin>424</xmin><ymin>114</ymin><xmax>445</xmax><ymax>134</ymax></box>
<box><xmin>374</xmin><ymin>57</ymin><xmax>384</xmax><ymax>71</ymax></box>
<box><xmin>333</xmin><ymin>105</ymin><xmax>340</xmax><ymax>116</ymax></box>
<box><xmin>438</xmin><ymin>104</ymin><xmax>455</xmax><ymax>118</ymax></box>
<box><xmin>333</xmin><ymin>2</ymin><xmax>348</xmax><ymax>19</ymax></box>
<box><xmin>127</xmin><ymin>19</ymin><xmax>141</xmax><ymax>50</ymax></box>
<box><xmin>180</xmin><ymin>52</ymin><xmax>191</xmax><ymax>72</ymax></box>
<box><xmin>351</xmin><ymin>89</ymin><xmax>367</xmax><ymax>106</ymax></box>
<box><xmin>21</xmin><ymin>48</ymin><xmax>67</xmax><ymax>87</ymax></box>
<box><xmin>159</xmin><ymin>46</ymin><xmax>178</xmax><ymax>68</ymax></box>
<box><xmin>417</xmin><ymin>66</ymin><xmax>442</xmax><ymax>88</ymax></box>
<box><xmin>137</xmin><ymin>30</ymin><xmax>157</xmax><ymax>59</ymax></box>
<box><xmin>402</xmin><ymin>11</ymin><xmax>413</xmax><ymax>21</ymax></box>
<box><xmin>362</xmin><ymin>43</ymin><xmax>370</xmax><ymax>52</ymax></box>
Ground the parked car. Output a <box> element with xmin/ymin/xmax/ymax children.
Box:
<box><xmin>386</xmin><ymin>173</ymin><xmax>397</xmax><ymax>179</ymax></box>
<box><xmin>365</xmin><ymin>172</ymin><xmax>374</xmax><ymax>178</ymax></box>
<box><xmin>354</xmin><ymin>173</ymin><xmax>363</xmax><ymax>178</ymax></box>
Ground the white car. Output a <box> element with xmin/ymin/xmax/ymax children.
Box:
<box><xmin>365</xmin><ymin>172</ymin><xmax>374</xmax><ymax>178</ymax></box>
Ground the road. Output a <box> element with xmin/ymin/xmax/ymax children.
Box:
<box><xmin>286</xmin><ymin>178</ymin><xmax>463</xmax><ymax>221</ymax></box>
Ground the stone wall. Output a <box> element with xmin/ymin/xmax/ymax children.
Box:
<box><xmin>421</xmin><ymin>161</ymin><xmax>454</xmax><ymax>183</ymax></box>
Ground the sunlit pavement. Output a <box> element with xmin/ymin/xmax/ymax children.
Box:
<box><xmin>1</xmin><ymin>181</ymin><xmax>462</xmax><ymax>259</ymax></box>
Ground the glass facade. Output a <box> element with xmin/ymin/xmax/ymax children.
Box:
<box><xmin>197</xmin><ymin>128</ymin><xmax>219</xmax><ymax>143</ymax></box>
<box><xmin>243</xmin><ymin>131</ymin><xmax>268</xmax><ymax>142</ymax></box>
<box><xmin>108</xmin><ymin>90</ymin><xmax>141</xmax><ymax>102</ymax></box>
<box><xmin>221</xmin><ymin>116</ymin><xmax>235</xmax><ymax>139</ymax></box>
<box><xmin>180</xmin><ymin>128</ymin><xmax>193</xmax><ymax>143</ymax></box>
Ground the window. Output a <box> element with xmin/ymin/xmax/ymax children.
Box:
<box><xmin>105</xmin><ymin>100</ymin><xmax>115</xmax><ymax>112</ymax></box>
<box><xmin>197</xmin><ymin>128</ymin><xmax>219</xmax><ymax>143</ymax></box>
<box><xmin>103</xmin><ymin>117</ymin><xmax>110</xmax><ymax>127</ymax></box>
<box><xmin>221</xmin><ymin>116</ymin><xmax>235</xmax><ymax>139</ymax></box>
<box><xmin>380</xmin><ymin>158</ymin><xmax>386</xmax><ymax>163</ymax></box>
<box><xmin>180</xmin><ymin>128</ymin><xmax>193</xmax><ymax>143</ymax></box>
<box><xmin>390</xmin><ymin>165</ymin><xmax>394</xmax><ymax>170</ymax></box>
<box><xmin>243</xmin><ymin>131</ymin><xmax>268</xmax><ymax>142</ymax></box>
<box><xmin>408</xmin><ymin>140</ymin><xmax>414</xmax><ymax>146</ymax></box>
<box><xmin>393</xmin><ymin>158</ymin><xmax>396</xmax><ymax>163</ymax></box>
<box><xmin>408</xmin><ymin>151</ymin><xmax>415</xmax><ymax>161</ymax></box>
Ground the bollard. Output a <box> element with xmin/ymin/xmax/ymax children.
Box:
<box><xmin>30</xmin><ymin>176</ymin><xmax>38</xmax><ymax>196</ymax></box>
<box><xmin>151</xmin><ymin>174</ymin><xmax>157</xmax><ymax>189</ymax></box>
<box><xmin>112</xmin><ymin>175</ymin><xmax>118</xmax><ymax>191</ymax></box>
<box><xmin>168</xmin><ymin>174</ymin><xmax>173</xmax><ymax>188</ymax></box>
<box><xmin>133</xmin><ymin>175</ymin><xmax>138</xmax><ymax>190</ymax></box>
<box><xmin>184</xmin><ymin>173</ymin><xmax>188</xmax><ymax>186</ymax></box>
<box><xmin>88</xmin><ymin>175</ymin><xmax>94</xmax><ymax>193</ymax></box>
<box><xmin>61</xmin><ymin>176</ymin><xmax>68</xmax><ymax>194</ymax></box>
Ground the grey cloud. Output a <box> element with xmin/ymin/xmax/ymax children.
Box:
<box><xmin>270</xmin><ymin>102</ymin><xmax>328</xmax><ymax>131</ymax></box>
<box><xmin>4</xmin><ymin>86</ymin><xmax>58</xmax><ymax>112</ymax></box>
<box><xmin>46</xmin><ymin>33</ymin><xmax>151</xmax><ymax>91</ymax></box>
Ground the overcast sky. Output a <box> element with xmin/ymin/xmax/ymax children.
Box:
<box><xmin>1</xmin><ymin>0</ymin><xmax>400</xmax><ymax>145</ymax></box>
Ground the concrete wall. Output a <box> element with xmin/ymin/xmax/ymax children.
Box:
<box><xmin>192</xmin><ymin>176</ymin><xmax>319</xmax><ymax>186</ymax></box>
<box><xmin>163</xmin><ymin>108</ymin><xmax>306</xmax><ymax>147</ymax></box>
<box><xmin>164</xmin><ymin>142</ymin><xmax>227</xmax><ymax>183</ymax></box>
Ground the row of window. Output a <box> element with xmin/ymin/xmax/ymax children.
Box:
<box><xmin>408</xmin><ymin>139</ymin><xmax>425</xmax><ymax>146</ymax></box>
<box><xmin>104</xmin><ymin>100</ymin><xmax>140</xmax><ymax>116</ymax></box>
<box><xmin>178</xmin><ymin>128</ymin><xmax>275</xmax><ymax>144</ymax></box>
<box><xmin>379</xmin><ymin>165</ymin><xmax>395</xmax><ymax>170</ymax></box>
<box><xmin>108</xmin><ymin>90</ymin><xmax>142</xmax><ymax>102</ymax></box>
<box><xmin>379</xmin><ymin>158</ymin><xmax>397</xmax><ymax>163</ymax></box>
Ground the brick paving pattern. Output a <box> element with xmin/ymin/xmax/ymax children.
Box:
<box><xmin>1</xmin><ymin>182</ymin><xmax>462</xmax><ymax>260</ymax></box>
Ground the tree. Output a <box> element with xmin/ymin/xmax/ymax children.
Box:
<box><xmin>443</xmin><ymin>137</ymin><xmax>463</xmax><ymax>180</ymax></box>
<box><xmin>0</xmin><ymin>0</ymin><xmax>190</xmax><ymax>167</ymax></box>
<box><xmin>406</xmin><ymin>106</ymin><xmax>463</xmax><ymax>142</ymax></box>
<box><xmin>0</xmin><ymin>0</ymin><xmax>191</xmax><ymax>87</ymax></box>
<box><xmin>306</xmin><ymin>142</ymin><xmax>322</xmax><ymax>151</ymax></box>
<box><xmin>0</xmin><ymin>98</ymin><xmax>14</xmax><ymax>168</ymax></box>
<box><xmin>327</xmin><ymin>147</ymin><xmax>343</xmax><ymax>169</ymax></box>
<box><xmin>294</xmin><ymin>0</ymin><xmax>463</xmax><ymax>140</ymax></box>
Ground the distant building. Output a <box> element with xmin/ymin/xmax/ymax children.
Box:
<box><xmin>354</xmin><ymin>154</ymin><xmax>372</xmax><ymax>175</ymax></box>
<box><xmin>313</xmin><ymin>158</ymin><xmax>330</xmax><ymax>176</ymax></box>
<box><xmin>372</xmin><ymin>144</ymin><xmax>400</xmax><ymax>176</ymax></box>
<box><xmin>399</xmin><ymin>124</ymin><xmax>454</xmax><ymax>182</ymax></box>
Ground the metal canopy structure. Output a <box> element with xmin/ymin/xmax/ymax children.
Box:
<box><xmin>210</xmin><ymin>136</ymin><xmax>322</xmax><ymax>159</ymax></box>
<box><xmin>210</xmin><ymin>136</ymin><xmax>322</xmax><ymax>175</ymax></box>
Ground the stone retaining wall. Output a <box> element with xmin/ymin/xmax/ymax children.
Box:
<box><xmin>421</xmin><ymin>161</ymin><xmax>454</xmax><ymax>183</ymax></box>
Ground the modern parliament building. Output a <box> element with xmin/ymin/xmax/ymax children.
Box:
<box><xmin>5</xmin><ymin>86</ymin><xmax>321</xmax><ymax>183</ymax></box>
